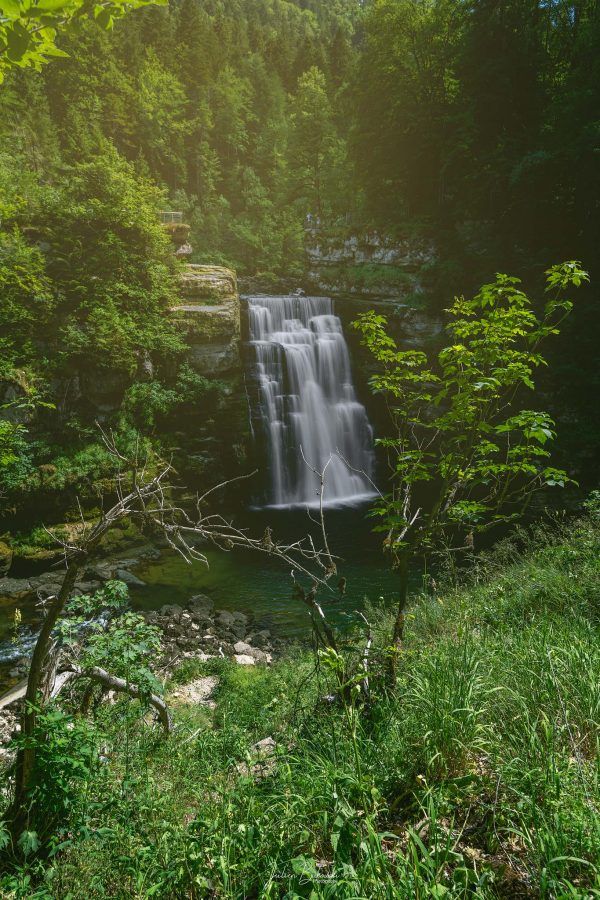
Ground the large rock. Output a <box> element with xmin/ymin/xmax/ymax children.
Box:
<box><xmin>188</xmin><ymin>594</ymin><xmax>214</xmax><ymax>613</ymax></box>
<box><xmin>159</xmin><ymin>604</ymin><xmax>185</xmax><ymax>622</ymax></box>
<box><xmin>234</xmin><ymin>654</ymin><xmax>255</xmax><ymax>666</ymax></box>
<box><xmin>246</xmin><ymin>629</ymin><xmax>272</xmax><ymax>649</ymax></box>
<box><xmin>215</xmin><ymin>610</ymin><xmax>236</xmax><ymax>629</ymax></box>
<box><xmin>170</xmin><ymin>676</ymin><xmax>218</xmax><ymax>709</ymax></box>
<box><xmin>233</xmin><ymin>641</ymin><xmax>270</xmax><ymax>665</ymax></box>
<box><xmin>173</xmin><ymin>265</ymin><xmax>241</xmax><ymax>376</ymax></box>
<box><xmin>115</xmin><ymin>568</ymin><xmax>146</xmax><ymax>587</ymax></box>
<box><xmin>0</xmin><ymin>577</ymin><xmax>32</xmax><ymax>598</ymax></box>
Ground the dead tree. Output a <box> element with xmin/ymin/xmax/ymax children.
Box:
<box><xmin>5</xmin><ymin>437</ymin><xmax>337</xmax><ymax>838</ymax></box>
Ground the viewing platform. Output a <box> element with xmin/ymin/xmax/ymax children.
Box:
<box><xmin>160</xmin><ymin>210</ymin><xmax>192</xmax><ymax>257</ymax></box>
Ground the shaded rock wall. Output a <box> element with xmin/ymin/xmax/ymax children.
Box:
<box><xmin>306</xmin><ymin>232</ymin><xmax>436</xmax><ymax>300</ymax></box>
<box><xmin>173</xmin><ymin>264</ymin><xmax>250</xmax><ymax>492</ymax></box>
<box><xmin>174</xmin><ymin>265</ymin><xmax>241</xmax><ymax>376</ymax></box>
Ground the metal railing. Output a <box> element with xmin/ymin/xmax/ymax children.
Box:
<box><xmin>159</xmin><ymin>211</ymin><xmax>184</xmax><ymax>225</ymax></box>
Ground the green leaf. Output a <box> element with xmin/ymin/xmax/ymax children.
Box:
<box><xmin>34</xmin><ymin>0</ymin><xmax>70</xmax><ymax>11</ymax></box>
<box><xmin>0</xmin><ymin>0</ymin><xmax>22</xmax><ymax>18</ymax></box>
<box><xmin>6</xmin><ymin>21</ymin><xmax>31</xmax><ymax>60</ymax></box>
<box><xmin>18</xmin><ymin>829</ymin><xmax>41</xmax><ymax>856</ymax></box>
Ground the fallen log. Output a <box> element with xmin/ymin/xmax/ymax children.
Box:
<box><xmin>0</xmin><ymin>669</ymin><xmax>172</xmax><ymax>737</ymax></box>
<box><xmin>67</xmin><ymin>666</ymin><xmax>173</xmax><ymax>734</ymax></box>
<box><xmin>0</xmin><ymin>678</ymin><xmax>27</xmax><ymax>711</ymax></box>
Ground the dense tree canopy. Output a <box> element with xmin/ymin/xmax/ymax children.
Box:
<box><xmin>0</xmin><ymin>0</ymin><xmax>360</xmax><ymax>275</ymax></box>
<box><xmin>0</xmin><ymin>0</ymin><xmax>599</xmax><ymax>506</ymax></box>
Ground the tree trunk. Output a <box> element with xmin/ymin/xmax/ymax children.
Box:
<box><xmin>387</xmin><ymin>552</ymin><xmax>409</xmax><ymax>686</ymax></box>
<box><xmin>7</xmin><ymin>557</ymin><xmax>82</xmax><ymax>836</ymax></box>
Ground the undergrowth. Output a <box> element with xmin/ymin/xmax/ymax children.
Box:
<box><xmin>1</xmin><ymin>505</ymin><xmax>600</xmax><ymax>898</ymax></box>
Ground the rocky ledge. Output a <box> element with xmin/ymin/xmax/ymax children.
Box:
<box><xmin>305</xmin><ymin>232</ymin><xmax>436</xmax><ymax>299</ymax></box>
<box><xmin>173</xmin><ymin>264</ymin><xmax>241</xmax><ymax>375</ymax></box>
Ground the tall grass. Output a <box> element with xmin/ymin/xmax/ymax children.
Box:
<box><xmin>2</xmin><ymin>506</ymin><xmax>600</xmax><ymax>897</ymax></box>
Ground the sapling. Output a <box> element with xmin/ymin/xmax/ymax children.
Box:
<box><xmin>353</xmin><ymin>262</ymin><xmax>589</xmax><ymax>679</ymax></box>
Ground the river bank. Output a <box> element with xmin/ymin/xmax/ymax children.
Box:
<box><xmin>3</xmin><ymin>508</ymin><xmax>599</xmax><ymax>897</ymax></box>
<box><xmin>0</xmin><ymin>505</ymin><xmax>402</xmax><ymax>692</ymax></box>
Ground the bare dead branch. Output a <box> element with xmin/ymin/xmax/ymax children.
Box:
<box><xmin>335</xmin><ymin>448</ymin><xmax>384</xmax><ymax>500</ymax></box>
<box><xmin>67</xmin><ymin>665</ymin><xmax>172</xmax><ymax>734</ymax></box>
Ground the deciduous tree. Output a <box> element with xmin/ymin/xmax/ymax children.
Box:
<box><xmin>354</xmin><ymin>262</ymin><xmax>589</xmax><ymax>679</ymax></box>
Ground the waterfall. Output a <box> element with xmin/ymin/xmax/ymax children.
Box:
<box><xmin>246</xmin><ymin>295</ymin><xmax>376</xmax><ymax>507</ymax></box>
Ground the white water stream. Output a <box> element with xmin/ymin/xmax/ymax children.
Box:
<box><xmin>247</xmin><ymin>295</ymin><xmax>376</xmax><ymax>507</ymax></box>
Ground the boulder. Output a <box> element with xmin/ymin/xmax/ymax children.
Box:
<box><xmin>189</xmin><ymin>609</ymin><xmax>213</xmax><ymax>628</ymax></box>
<box><xmin>87</xmin><ymin>563</ymin><xmax>115</xmax><ymax>582</ymax></box>
<box><xmin>234</xmin><ymin>654</ymin><xmax>255</xmax><ymax>666</ymax></box>
<box><xmin>115</xmin><ymin>569</ymin><xmax>146</xmax><ymax>587</ymax></box>
<box><xmin>73</xmin><ymin>580</ymin><xmax>102</xmax><ymax>595</ymax></box>
<box><xmin>0</xmin><ymin>577</ymin><xmax>32</xmax><ymax>598</ymax></box>
<box><xmin>246</xmin><ymin>629</ymin><xmax>272</xmax><ymax>649</ymax></box>
<box><xmin>188</xmin><ymin>593</ymin><xmax>214</xmax><ymax>613</ymax></box>
<box><xmin>253</xmin><ymin>736</ymin><xmax>277</xmax><ymax>755</ymax></box>
<box><xmin>233</xmin><ymin>641</ymin><xmax>269</xmax><ymax>665</ymax></box>
<box><xmin>159</xmin><ymin>604</ymin><xmax>184</xmax><ymax>621</ymax></box>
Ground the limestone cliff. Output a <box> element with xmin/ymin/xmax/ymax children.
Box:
<box><xmin>173</xmin><ymin>265</ymin><xmax>241</xmax><ymax>375</ymax></box>
<box><xmin>171</xmin><ymin>264</ymin><xmax>249</xmax><ymax>489</ymax></box>
<box><xmin>306</xmin><ymin>232</ymin><xmax>436</xmax><ymax>301</ymax></box>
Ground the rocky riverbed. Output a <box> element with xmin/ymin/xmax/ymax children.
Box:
<box><xmin>1</xmin><ymin>540</ymin><xmax>279</xmax><ymax>681</ymax></box>
<box><xmin>0</xmin><ymin>562</ymin><xmax>280</xmax><ymax>772</ymax></box>
<box><xmin>142</xmin><ymin>593</ymin><xmax>277</xmax><ymax>668</ymax></box>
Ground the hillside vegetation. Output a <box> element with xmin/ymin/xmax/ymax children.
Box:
<box><xmin>2</xmin><ymin>500</ymin><xmax>599</xmax><ymax>898</ymax></box>
<box><xmin>2</xmin><ymin>0</ymin><xmax>599</xmax><ymax>523</ymax></box>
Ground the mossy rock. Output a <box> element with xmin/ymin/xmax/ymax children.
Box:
<box><xmin>0</xmin><ymin>541</ymin><xmax>13</xmax><ymax>577</ymax></box>
<box><xmin>98</xmin><ymin>519</ymin><xmax>143</xmax><ymax>553</ymax></box>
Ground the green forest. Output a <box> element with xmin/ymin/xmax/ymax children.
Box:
<box><xmin>0</xmin><ymin>0</ymin><xmax>599</xmax><ymax>897</ymax></box>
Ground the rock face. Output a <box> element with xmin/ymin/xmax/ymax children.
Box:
<box><xmin>306</xmin><ymin>232</ymin><xmax>436</xmax><ymax>300</ymax></box>
<box><xmin>174</xmin><ymin>265</ymin><xmax>241</xmax><ymax>375</ymax></box>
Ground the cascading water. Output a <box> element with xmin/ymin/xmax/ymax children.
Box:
<box><xmin>246</xmin><ymin>295</ymin><xmax>376</xmax><ymax>507</ymax></box>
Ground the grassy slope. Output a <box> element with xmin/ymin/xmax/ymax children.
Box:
<box><xmin>3</xmin><ymin>507</ymin><xmax>600</xmax><ymax>898</ymax></box>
